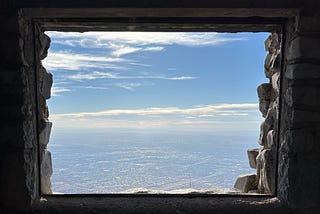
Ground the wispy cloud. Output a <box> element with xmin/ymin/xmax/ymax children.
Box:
<box><xmin>109</xmin><ymin>43</ymin><xmax>164</xmax><ymax>57</ymax></box>
<box><xmin>51</xmin><ymin>86</ymin><xmax>71</xmax><ymax>97</ymax></box>
<box><xmin>46</xmin><ymin>32</ymin><xmax>244</xmax><ymax>48</ymax></box>
<box><xmin>42</xmin><ymin>51</ymin><xmax>125</xmax><ymax>71</ymax></box>
<box><xmin>66</xmin><ymin>71</ymin><xmax>197</xmax><ymax>82</ymax></box>
<box><xmin>85</xmin><ymin>86</ymin><xmax>109</xmax><ymax>90</ymax></box>
<box><xmin>68</xmin><ymin>71</ymin><xmax>119</xmax><ymax>81</ymax></box>
<box><xmin>166</xmin><ymin>76</ymin><xmax>197</xmax><ymax>80</ymax></box>
<box><xmin>116</xmin><ymin>82</ymin><xmax>142</xmax><ymax>91</ymax></box>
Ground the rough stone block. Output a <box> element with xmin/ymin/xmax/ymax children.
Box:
<box><xmin>257</xmin><ymin>83</ymin><xmax>272</xmax><ymax>100</ymax></box>
<box><xmin>259</xmin><ymin>99</ymin><xmax>270</xmax><ymax>118</ymax></box>
<box><xmin>40</xmin><ymin>67</ymin><xmax>53</xmax><ymax>99</ymax></box>
<box><xmin>271</xmin><ymin>72</ymin><xmax>280</xmax><ymax>94</ymax></box>
<box><xmin>285</xmin><ymin>63</ymin><xmax>320</xmax><ymax>80</ymax></box>
<box><xmin>256</xmin><ymin>149</ymin><xmax>275</xmax><ymax>194</ymax></box>
<box><xmin>39</xmin><ymin>121</ymin><xmax>52</xmax><ymax>147</ymax></box>
<box><xmin>289</xmin><ymin>85</ymin><xmax>320</xmax><ymax>108</ymax></box>
<box><xmin>247</xmin><ymin>148</ymin><xmax>260</xmax><ymax>169</ymax></box>
<box><xmin>265</xmin><ymin>102</ymin><xmax>278</xmax><ymax>126</ymax></box>
<box><xmin>40</xmin><ymin>149</ymin><xmax>53</xmax><ymax>194</ymax></box>
<box><xmin>266</xmin><ymin>130</ymin><xmax>276</xmax><ymax>149</ymax></box>
<box><xmin>264</xmin><ymin>51</ymin><xmax>280</xmax><ymax>78</ymax></box>
<box><xmin>234</xmin><ymin>174</ymin><xmax>257</xmax><ymax>193</ymax></box>
<box><xmin>41</xmin><ymin>176</ymin><xmax>52</xmax><ymax>194</ymax></box>
<box><xmin>41</xmin><ymin>150</ymin><xmax>53</xmax><ymax>178</ymax></box>
<box><xmin>287</xmin><ymin>36</ymin><xmax>320</xmax><ymax>61</ymax></box>
<box><xmin>264</xmin><ymin>33</ymin><xmax>280</xmax><ymax>53</ymax></box>
<box><xmin>39</xmin><ymin>33</ymin><xmax>51</xmax><ymax>60</ymax></box>
<box><xmin>259</xmin><ymin>121</ymin><xmax>271</xmax><ymax>146</ymax></box>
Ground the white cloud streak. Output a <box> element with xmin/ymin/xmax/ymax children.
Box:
<box><xmin>42</xmin><ymin>51</ymin><xmax>125</xmax><ymax>71</ymax></box>
<box><xmin>109</xmin><ymin>43</ymin><xmax>164</xmax><ymax>57</ymax></box>
<box><xmin>46</xmin><ymin>32</ymin><xmax>244</xmax><ymax>48</ymax></box>
<box><xmin>67</xmin><ymin>71</ymin><xmax>197</xmax><ymax>81</ymax></box>
<box><xmin>51</xmin><ymin>103</ymin><xmax>258</xmax><ymax>118</ymax></box>
<box><xmin>51</xmin><ymin>86</ymin><xmax>71</xmax><ymax>97</ymax></box>
<box><xmin>49</xmin><ymin>103</ymin><xmax>261</xmax><ymax>131</ymax></box>
<box><xmin>116</xmin><ymin>82</ymin><xmax>142</xmax><ymax>91</ymax></box>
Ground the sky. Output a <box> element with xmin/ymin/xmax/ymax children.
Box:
<box><xmin>43</xmin><ymin>31</ymin><xmax>269</xmax><ymax>133</ymax></box>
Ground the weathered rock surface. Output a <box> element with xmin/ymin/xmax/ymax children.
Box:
<box><xmin>243</xmin><ymin>32</ymin><xmax>281</xmax><ymax>195</ymax></box>
<box><xmin>39</xmin><ymin>121</ymin><xmax>52</xmax><ymax>148</ymax></box>
<box><xmin>234</xmin><ymin>174</ymin><xmax>257</xmax><ymax>193</ymax></box>
<box><xmin>256</xmin><ymin>149</ymin><xmax>275</xmax><ymax>194</ymax></box>
<box><xmin>40</xmin><ymin>150</ymin><xmax>53</xmax><ymax>194</ymax></box>
<box><xmin>38</xmin><ymin>31</ymin><xmax>53</xmax><ymax>194</ymax></box>
<box><xmin>247</xmin><ymin>148</ymin><xmax>260</xmax><ymax>169</ymax></box>
<box><xmin>257</xmin><ymin>83</ymin><xmax>272</xmax><ymax>117</ymax></box>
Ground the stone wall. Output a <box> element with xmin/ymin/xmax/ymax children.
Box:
<box><xmin>278</xmin><ymin>14</ymin><xmax>320</xmax><ymax>211</ymax></box>
<box><xmin>36</xmin><ymin>27</ymin><xmax>53</xmax><ymax>194</ymax></box>
<box><xmin>234</xmin><ymin>32</ymin><xmax>281</xmax><ymax>194</ymax></box>
<box><xmin>0</xmin><ymin>11</ymin><xmax>40</xmax><ymax>210</ymax></box>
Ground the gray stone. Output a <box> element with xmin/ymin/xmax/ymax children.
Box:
<box><xmin>265</xmin><ymin>102</ymin><xmax>278</xmax><ymax>126</ymax></box>
<box><xmin>287</xmin><ymin>36</ymin><xmax>320</xmax><ymax>61</ymax></box>
<box><xmin>271</xmin><ymin>72</ymin><xmax>280</xmax><ymax>94</ymax></box>
<box><xmin>41</xmin><ymin>150</ymin><xmax>53</xmax><ymax>178</ymax></box>
<box><xmin>285</xmin><ymin>63</ymin><xmax>320</xmax><ymax>80</ymax></box>
<box><xmin>247</xmin><ymin>148</ymin><xmax>260</xmax><ymax>169</ymax></box>
<box><xmin>258</xmin><ymin>121</ymin><xmax>271</xmax><ymax>146</ymax></box>
<box><xmin>264</xmin><ymin>51</ymin><xmax>280</xmax><ymax>78</ymax></box>
<box><xmin>41</xmin><ymin>175</ymin><xmax>53</xmax><ymax>194</ymax></box>
<box><xmin>291</xmin><ymin>85</ymin><xmax>320</xmax><ymax>108</ymax></box>
<box><xmin>256</xmin><ymin>149</ymin><xmax>275</xmax><ymax>194</ymax></box>
<box><xmin>257</xmin><ymin>83</ymin><xmax>272</xmax><ymax>100</ymax></box>
<box><xmin>264</xmin><ymin>33</ymin><xmax>280</xmax><ymax>53</ymax></box>
<box><xmin>234</xmin><ymin>174</ymin><xmax>257</xmax><ymax>193</ymax></box>
<box><xmin>266</xmin><ymin>130</ymin><xmax>276</xmax><ymax>149</ymax></box>
<box><xmin>39</xmin><ymin>121</ymin><xmax>52</xmax><ymax>148</ymax></box>
<box><xmin>39</xmin><ymin>33</ymin><xmax>51</xmax><ymax>60</ymax></box>
<box><xmin>40</xmin><ymin>150</ymin><xmax>53</xmax><ymax>194</ymax></box>
<box><xmin>259</xmin><ymin>99</ymin><xmax>270</xmax><ymax>118</ymax></box>
<box><xmin>264</xmin><ymin>53</ymin><xmax>273</xmax><ymax>77</ymax></box>
<box><xmin>40</xmin><ymin>67</ymin><xmax>53</xmax><ymax>99</ymax></box>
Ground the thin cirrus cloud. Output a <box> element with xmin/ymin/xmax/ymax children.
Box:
<box><xmin>49</xmin><ymin>103</ymin><xmax>261</xmax><ymax>131</ymax></box>
<box><xmin>115</xmin><ymin>82</ymin><xmax>142</xmax><ymax>91</ymax></box>
<box><xmin>108</xmin><ymin>43</ymin><xmax>165</xmax><ymax>57</ymax></box>
<box><xmin>67</xmin><ymin>71</ymin><xmax>198</xmax><ymax>82</ymax></box>
<box><xmin>42</xmin><ymin>51</ymin><xmax>125</xmax><ymax>71</ymax></box>
<box><xmin>46</xmin><ymin>31</ymin><xmax>244</xmax><ymax>48</ymax></box>
<box><xmin>51</xmin><ymin>86</ymin><xmax>71</xmax><ymax>97</ymax></box>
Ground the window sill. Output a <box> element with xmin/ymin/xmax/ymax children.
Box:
<box><xmin>34</xmin><ymin>195</ymin><xmax>284</xmax><ymax>214</ymax></box>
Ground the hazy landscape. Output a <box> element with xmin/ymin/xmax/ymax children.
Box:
<box><xmin>49</xmin><ymin>129</ymin><xmax>258</xmax><ymax>193</ymax></box>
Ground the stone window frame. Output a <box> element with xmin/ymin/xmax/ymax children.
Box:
<box><xmin>19</xmin><ymin>8</ymin><xmax>292</xmax><ymax>213</ymax></box>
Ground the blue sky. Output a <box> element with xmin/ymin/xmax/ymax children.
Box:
<box><xmin>43</xmin><ymin>31</ymin><xmax>268</xmax><ymax>132</ymax></box>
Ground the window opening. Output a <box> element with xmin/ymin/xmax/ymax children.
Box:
<box><xmin>38</xmin><ymin>31</ymin><xmax>280</xmax><ymax>195</ymax></box>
